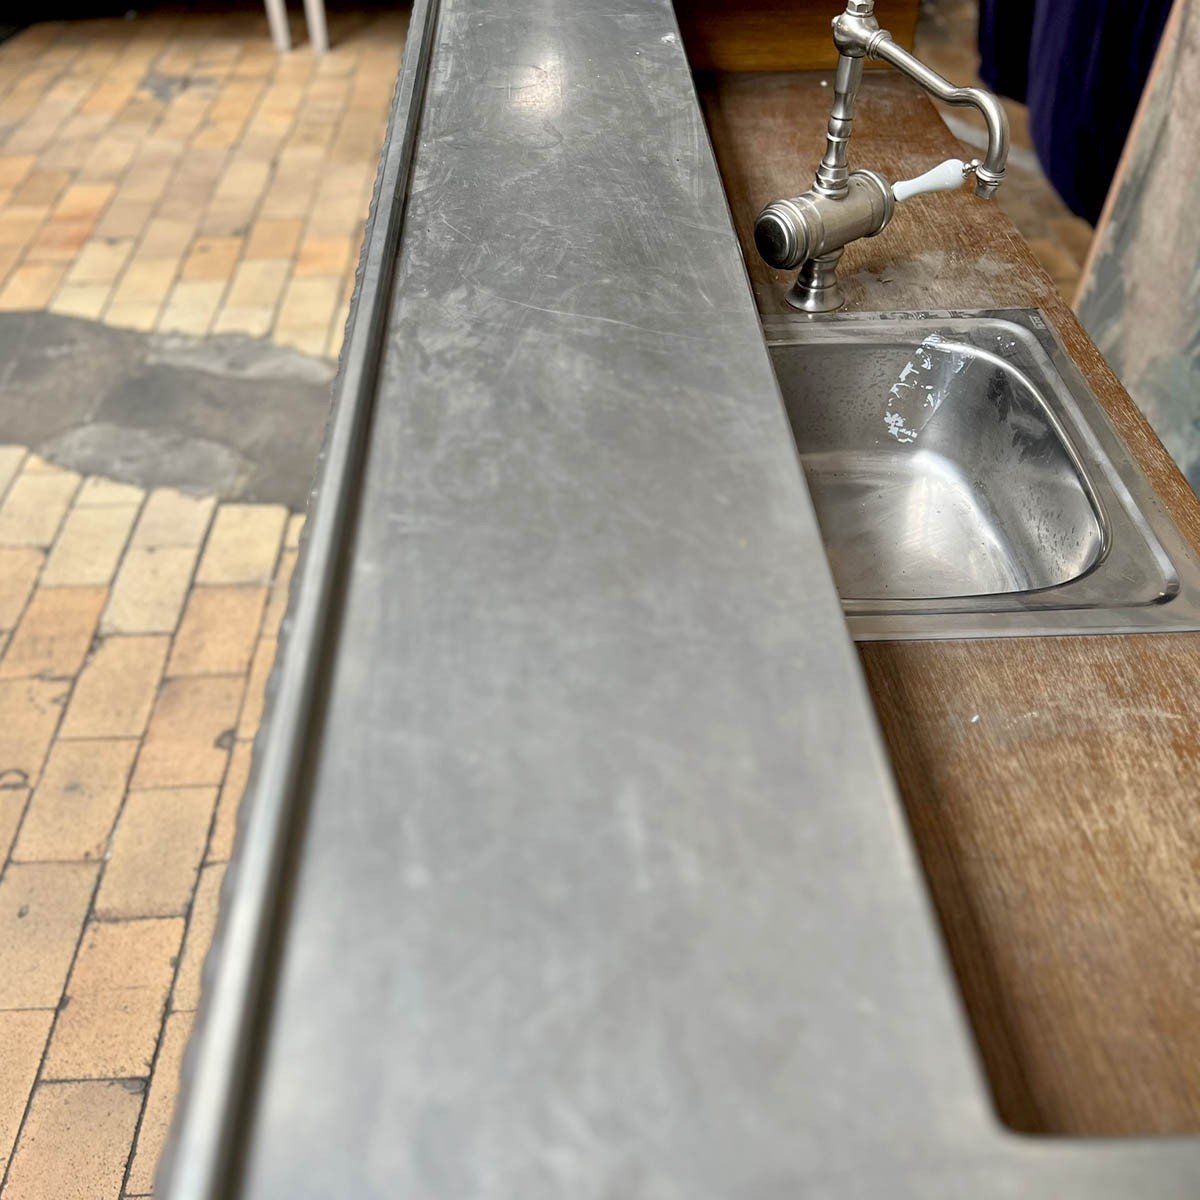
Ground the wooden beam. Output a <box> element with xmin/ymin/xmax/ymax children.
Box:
<box><xmin>675</xmin><ymin>0</ymin><xmax>919</xmax><ymax>73</ymax></box>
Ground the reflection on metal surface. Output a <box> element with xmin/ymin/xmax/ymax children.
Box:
<box><xmin>882</xmin><ymin>334</ymin><xmax>967</xmax><ymax>443</ymax></box>
<box><xmin>767</xmin><ymin>309</ymin><xmax>1200</xmax><ymax>639</ymax></box>
<box><xmin>509</xmin><ymin>52</ymin><xmax>564</xmax><ymax>115</ymax></box>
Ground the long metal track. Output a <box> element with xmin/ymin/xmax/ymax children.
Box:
<box><xmin>155</xmin><ymin>3</ymin><xmax>441</xmax><ymax>1195</ymax></box>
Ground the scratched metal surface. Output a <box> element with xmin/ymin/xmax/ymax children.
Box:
<box><xmin>162</xmin><ymin>0</ymin><xmax>1200</xmax><ymax>1195</ymax></box>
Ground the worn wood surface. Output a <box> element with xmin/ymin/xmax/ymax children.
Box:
<box><xmin>700</xmin><ymin>71</ymin><xmax>1200</xmax><ymax>1135</ymax></box>
<box><xmin>675</xmin><ymin>0</ymin><xmax>917</xmax><ymax>73</ymax></box>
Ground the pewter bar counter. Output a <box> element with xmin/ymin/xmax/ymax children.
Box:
<box><xmin>160</xmin><ymin>2</ymin><xmax>1200</xmax><ymax>1197</ymax></box>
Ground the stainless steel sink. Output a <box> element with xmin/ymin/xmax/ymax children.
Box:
<box><xmin>766</xmin><ymin>309</ymin><xmax>1200</xmax><ymax>640</ymax></box>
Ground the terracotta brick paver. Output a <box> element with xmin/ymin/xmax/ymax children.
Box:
<box><xmin>129</xmin><ymin>489</ymin><xmax>215</xmax><ymax>551</ymax></box>
<box><xmin>209</xmin><ymin>741</ymin><xmax>252</xmax><ymax>865</ymax></box>
<box><xmin>95</xmin><ymin>791</ymin><xmax>214</xmax><ymax>919</ymax></box>
<box><xmin>13</xmin><ymin>740</ymin><xmax>138</xmax><ymax>863</ymax></box>
<box><xmin>0</xmin><ymin>449</ymin><xmax>24</xmax><ymax>498</ymax></box>
<box><xmin>124</xmin><ymin>1013</ymin><xmax>193</xmax><ymax>1196</ymax></box>
<box><xmin>167</xmin><ymin>586</ymin><xmax>266</xmax><ymax>678</ymax></box>
<box><xmin>44</xmin><ymin>918</ymin><xmax>184</xmax><ymax>1080</ymax></box>
<box><xmin>261</xmin><ymin>546</ymin><xmax>298</xmax><ymax>637</ymax></box>
<box><xmin>0</xmin><ymin>476</ymin><xmax>307</xmax><ymax>1199</ymax></box>
<box><xmin>133</xmin><ymin>675</ymin><xmax>244</xmax><ymax>790</ymax></box>
<box><xmin>101</xmin><ymin>545</ymin><xmax>202</xmax><ymax>636</ymax></box>
<box><xmin>196</xmin><ymin>503</ymin><xmax>287</xmax><ymax>586</ymax></box>
<box><xmin>238</xmin><ymin>635</ymin><xmax>278</xmax><ymax>738</ymax></box>
<box><xmin>0</xmin><ymin>1013</ymin><xmax>52</xmax><ymax>1176</ymax></box>
<box><xmin>0</xmin><ymin>7</ymin><xmax>398</xmax><ymax>1196</ymax></box>
<box><xmin>173</xmin><ymin>863</ymin><xmax>226</xmax><ymax>1014</ymax></box>
<box><xmin>0</xmin><ymin>679</ymin><xmax>66</xmax><ymax>789</ymax></box>
<box><xmin>59</xmin><ymin>637</ymin><xmax>169</xmax><ymax>741</ymax></box>
<box><xmin>40</xmin><ymin>504</ymin><xmax>140</xmax><ymax>587</ymax></box>
<box><xmin>0</xmin><ymin>863</ymin><xmax>98</xmax><ymax>1009</ymax></box>
<box><xmin>3</xmin><ymin>1081</ymin><xmax>142</xmax><ymax>1200</ymax></box>
<box><xmin>0</xmin><ymin>551</ymin><xmax>42</xmax><ymax>635</ymax></box>
<box><xmin>0</xmin><ymin>795</ymin><xmax>24</xmax><ymax>866</ymax></box>
<box><xmin>0</xmin><ymin>465</ymin><xmax>79</xmax><ymax>548</ymax></box>
<box><xmin>0</xmin><ymin>587</ymin><xmax>107</xmax><ymax>681</ymax></box>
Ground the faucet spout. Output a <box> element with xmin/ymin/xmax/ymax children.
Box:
<box><xmin>868</xmin><ymin>37</ymin><xmax>1009</xmax><ymax>197</ymax></box>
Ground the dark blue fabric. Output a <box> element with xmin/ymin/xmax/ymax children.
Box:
<box><xmin>977</xmin><ymin>0</ymin><xmax>1035</xmax><ymax>100</ymax></box>
<box><xmin>978</xmin><ymin>0</ymin><xmax>1173</xmax><ymax>223</ymax></box>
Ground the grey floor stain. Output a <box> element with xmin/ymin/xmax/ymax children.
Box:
<box><xmin>0</xmin><ymin>311</ymin><xmax>337</xmax><ymax>510</ymax></box>
<box><xmin>140</xmin><ymin>69</ymin><xmax>211</xmax><ymax>104</ymax></box>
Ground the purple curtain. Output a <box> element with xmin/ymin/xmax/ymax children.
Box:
<box><xmin>978</xmin><ymin>0</ymin><xmax>1174</xmax><ymax>224</ymax></box>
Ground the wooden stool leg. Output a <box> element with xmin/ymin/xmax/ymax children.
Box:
<box><xmin>264</xmin><ymin>0</ymin><xmax>291</xmax><ymax>52</ymax></box>
<box><xmin>302</xmin><ymin>0</ymin><xmax>329</xmax><ymax>55</ymax></box>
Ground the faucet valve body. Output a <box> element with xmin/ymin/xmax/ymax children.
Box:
<box><xmin>755</xmin><ymin>170</ymin><xmax>894</xmax><ymax>270</ymax></box>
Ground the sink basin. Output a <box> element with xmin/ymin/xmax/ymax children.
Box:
<box><xmin>766</xmin><ymin>310</ymin><xmax>1200</xmax><ymax>639</ymax></box>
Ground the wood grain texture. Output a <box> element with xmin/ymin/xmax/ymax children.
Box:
<box><xmin>700</xmin><ymin>70</ymin><xmax>1200</xmax><ymax>1135</ymax></box>
<box><xmin>675</xmin><ymin>0</ymin><xmax>917</xmax><ymax>73</ymax></box>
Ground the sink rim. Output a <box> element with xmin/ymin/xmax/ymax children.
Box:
<box><xmin>764</xmin><ymin>308</ymin><xmax>1200</xmax><ymax>641</ymax></box>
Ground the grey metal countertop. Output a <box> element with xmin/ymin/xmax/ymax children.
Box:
<box><xmin>159</xmin><ymin>2</ymin><xmax>1200</xmax><ymax>1195</ymax></box>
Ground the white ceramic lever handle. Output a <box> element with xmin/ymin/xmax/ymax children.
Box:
<box><xmin>892</xmin><ymin>158</ymin><xmax>970</xmax><ymax>203</ymax></box>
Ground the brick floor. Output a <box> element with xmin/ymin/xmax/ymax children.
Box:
<box><xmin>0</xmin><ymin>6</ymin><xmax>405</xmax><ymax>358</ymax></box>
<box><xmin>0</xmin><ymin>24</ymin><xmax>394</xmax><ymax>1190</ymax></box>
<box><xmin>0</xmin><ymin>449</ymin><xmax>305</xmax><ymax>1197</ymax></box>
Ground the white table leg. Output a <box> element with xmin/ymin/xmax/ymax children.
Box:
<box><xmin>264</xmin><ymin>0</ymin><xmax>291</xmax><ymax>52</ymax></box>
<box><xmin>302</xmin><ymin>0</ymin><xmax>329</xmax><ymax>55</ymax></box>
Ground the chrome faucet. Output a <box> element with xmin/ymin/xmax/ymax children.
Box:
<box><xmin>754</xmin><ymin>0</ymin><xmax>1010</xmax><ymax>312</ymax></box>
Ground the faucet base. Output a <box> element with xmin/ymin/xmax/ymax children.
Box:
<box><xmin>787</xmin><ymin>253</ymin><xmax>846</xmax><ymax>313</ymax></box>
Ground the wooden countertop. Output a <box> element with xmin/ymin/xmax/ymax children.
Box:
<box><xmin>700</xmin><ymin>70</ymin><xmax>1200</xmax><ymax>1136</ymax></box>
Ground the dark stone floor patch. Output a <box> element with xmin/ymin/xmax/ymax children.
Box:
<box><xmin>0</xmin><ymin>312</ymin><xmax>336</xmax><ymax>510</ymax></box>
